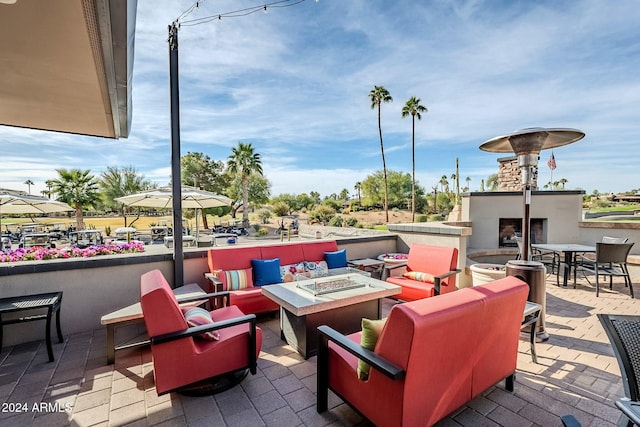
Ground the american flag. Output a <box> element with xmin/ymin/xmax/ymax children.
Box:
<box><xmin>547</xmin><ymin>152</ymin><xmax>556</xmax><ymax>171</ymax></box>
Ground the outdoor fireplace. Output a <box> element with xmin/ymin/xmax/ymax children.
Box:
<box><xmin>499</xmin><ymin>218</ymin><xmax>546</xmax><ymax>247</ymax></box>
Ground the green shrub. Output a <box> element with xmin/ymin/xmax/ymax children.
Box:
<box><xmin>344</xmin><ymin>217</ymin><xmax>358</xmax><ymax>227</ymax></box>
<box><xmin>104</xmin><ymin>225</ymin><xmax>111</xmax><ymax>236</ymax></box>
<box><xmin>416</xmin><ymin>214</ymin><xmax>428</xmax><ymax>223</ymax></box>
<box><xmin>257</xmin><ymin>209</ymin><xmax>272</xmax><ymax>224</ymax></box>
<box><xmin>309</xmin><ymin>205</ymin><xmax>336</xmax><ymax>225</ymax></box>
<box><xmin>428</xmin><ymin>214</ymin><xmax>443</xmax><ymax>222</ymax></box>
<box><xmin>328</xmin><ymin>216</ymin><xmax>343</xmax><ymax>227</ymax></box>
<box><xmin>257</xmin><ymin>227</ymin><xmax>269</xmax><ymax>237</ymax></box>
<box><xmin>253</xmin><ymin>224</ymin><xmax>261</xmax><ymax>232</ymax></box>
<box><xmin>272</xmin><ymin>201</ymin><xmax>290</xmax><ymax>217</ymax></box>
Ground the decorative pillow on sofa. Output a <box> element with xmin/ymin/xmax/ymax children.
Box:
<box><xmin>182</xmin><ymin>307</ymin><xmax>220</xmax><ymax>340</ymax></box>
<box><xmin>324</xmin><ymin>249</ymin><xmax>348</xmax><ymax>269</ymax></box>
<box><xmin>215</xmin><ymin>268</ymin><xmax>253</xmax><ymax>290</ymax></box>
<box><xmin>303</xmin><ymin>260</ymin><xmax>329</xmax><ymax>278</ymax></box>
<box><xmin>251</xmin><ymin>258</ymin><xmax>283</xmax><ymax>286</ymax></box>
<box><xmin>280</xmin><ymin>262</ymin><xmax>307</xmax><ymax>282</ymax></box>
<box><xmin>357</xmin><ymin>317</ymin><xmax>387</xmax><ymax>380</ymax></box>
<box><xmin>403</xmin><ymin>271</ymin><xmax>435</xmax><ymax>283</ymax></box>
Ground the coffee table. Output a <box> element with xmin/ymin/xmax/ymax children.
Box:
<box><xmin>261</xmin><ymin>273</ymin><xmax>401</xmax><ymax>359</ymax></box>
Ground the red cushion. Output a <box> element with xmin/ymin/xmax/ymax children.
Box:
<box><xmin>208</xmin><ymin>246</ymin><xmax>261</xmax><ymax>272</ymax></box>
<box><xmin>260</xmin><ymin>243</ymin><xmax>304</xmax><ymax>265</ymax></box>
<box><xmin>385</xmin><ymin>276</ymin><xmax>435</xmax><ymax>300</ymax></box>
<box><xmin>229</xmin><ymin>288</ymin><xmax>279</xmax><ymax>315</ymax></box>
<box><xmin>405</xmin><ymin>244</ymin><xmax>458</xmax><ymax>291</ymax></box>
<box><xmin>301</xmin><ymin>240</ymin><xmax>339</xmax><ymax>262</ymax></box>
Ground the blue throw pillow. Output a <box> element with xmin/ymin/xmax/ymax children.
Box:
<box><xmin>324</xmin><ymin>249</ymin><xmax>348</xmax><ymax>269</ymax></box>
<box><xmin>251</xmin><ymin>258</ymin><xmax>283</xmax><ymax>286</ymax></box>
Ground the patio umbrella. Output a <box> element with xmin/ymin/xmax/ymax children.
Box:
<box><xmin>0</xmin><ymin>190</ymin><xmax>73</xmax><ymax>232</ymax></box>
<box><xmin>115</xmin><ymin>186</ymin><xmax>232</xmax><ymax>286</ymax></box>
<box><xmin>114</xmin><ymin>186</ymin><xmax>232</xmax><ymax>210</ymax></box>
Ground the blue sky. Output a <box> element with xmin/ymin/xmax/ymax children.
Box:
<box><xmin>2</xmin><ymin>0</ymin><xmax>640</xmax><ymax>198</ymax></box>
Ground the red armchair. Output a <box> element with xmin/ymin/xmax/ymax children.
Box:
<box><xmin>385</xmin><ymin>244</ymin><xmax>459</xmax><ymax>301</ymax></box>
<box><xmin>317</xmin><ymin>276</ymin><xmax>529</xmax><ymax>426</ymax></box>
<box><xmin>140</xmin><ymin>269</ymin><xmax>262</xmax><ymax>395</ymax></box>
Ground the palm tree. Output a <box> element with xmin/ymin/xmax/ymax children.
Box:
<box><xmin>24</xmin><ymin>179</ymin><xmax>34</xmax><ymax>194</ymax></box>
<box><xmin>401</xmin><ymin>96</ymin><xmax>427</xmax><ymax>222</ymax></box>
<box><xmin>466</xmin><ymin>176</ymin><xmax>471</xmax><ymax>191</ymax></box>
<box><xmin>50</xmin><ymin>169</ymin><xmax>100</xmax><ymax>231</ymax></box>
<box><xmin>44</xmin><ymin>179</ymin><xmax>55</xmax><ymax>199</ymax></box>
<box><xmin>369</xmin><ymin>85</ymin><xmax>393</xmax><ymax>223</ymax></box>
<box><xmin>228</xmin><ymin>142</ymin><xmax>263</xmax><ymax>226</ymax></box>
<box><xmin>559</xmin><ymin>178</ymin><xmax>568</xmax><ymax>189</ymax></box>
<box><xmin>486</xmin><ymin>173</ymin><xmax>499</xmax><ymax>191</ymax></box>
<box><xmin>439</xmin><ymin>175</ymin><xmax>449</xmax><ymax>193</ymax></box>
<box><xmin>354</xmin><ymin>182</ymin><xmax>362</xmax><ymax>206</ymax></box>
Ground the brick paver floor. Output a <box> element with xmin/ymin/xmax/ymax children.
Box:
<box><xmin>0</xmin><ymin>274</ymin><xmax>637</xmax><ymax>426</ymax></box>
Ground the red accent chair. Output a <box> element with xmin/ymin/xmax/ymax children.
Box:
<box><xmin>385</xmin><ymin>244</ymin><xmax>460</xmax><ymax>301</ymax></box>
<box><xmin>140</xmin><ymin>269</ymin><xmax>262</xmax><ymax>395</ymax></box>
<box><xmin>317</xmin><ymin>276</ymin><xmax>529</xmax><ymax>427</ymax></box>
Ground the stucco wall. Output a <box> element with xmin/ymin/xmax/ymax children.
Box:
<box><xmin>463</xmin><ymin>191</ymin><xmax>585</xmax><ymax>250</ymax></box>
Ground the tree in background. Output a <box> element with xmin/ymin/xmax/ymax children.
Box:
<box><xmin>51</xmin><ymin>169</ymin><xmax>100</xmax><ymax>231</ymax></box>
<box><xmin>24</xmin><ymin>179</ymin><xmax>34</xmax><ymax>194</ymax></box>
<box><xmin>369</xmin><ymin>85</ymin><xmax>393</xmax><ymax>223</ymax></box>
<box><xmin>99</xmin><ymin>166</ymin><xmax>154</xmax><ymax>227</ymax></box>
<box><xmin>401</xmin><ymin>96</ymin><xmax>427</xmax><ymax>222</ymax></box>
<box><xmin>486</xmin><ymin>174</ymin><xmax>499</xmax><ymax>191</ymax></box>
<box><xmin>226</xmin><ymin>173</ymin><xmax>270</xmax><ymax>220</ymax></box>
<box><xmin>339</xmin><ymin>188</ymin><xmax>349</xmax><ymax>204</ymax></box>
<box><xmin>43</xmin><ymin>180</ymin><xmax>55</xmax><ymax>199</ymax></box>
<box><xmin>181</xmin><ymin>152</ymin><xmax>228</xmax><ymax>229</ymax></box>
<box><xmin>271</xmin><ymin>193</ymin><xmax>299</xmax><ymax>215</ymax></box>
<box><xmin>360</xmin><ymin>169</ymin><xmax>425</xmax><ymax>211</ymax></box>
<box><xmin>354</xmin><ymin>182</ymin><xmax>362</xmax><ymax>207</ymax></box>
<box><xmin>227</xmin><ymin>143</ymin><xmax>264</xmax><ymax>226</ymax></box>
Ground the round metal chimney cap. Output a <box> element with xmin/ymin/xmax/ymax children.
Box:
<box><xmin>479</xmin><ymin>127</ymin><xmax>585</xmax><ymax>154</ymax></box>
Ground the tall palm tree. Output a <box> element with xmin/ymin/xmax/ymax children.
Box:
<box><xmin>50</xmin><ymin>169</ymin><xmax>100</xmax><ymax>231</ymax></box>
<box><xmin>228</xmin><ymin>142</ymin><xmax>263</xmax><ymax>226</ymax></box>
<box><xmin>24</xmin><ymin>179</ymin><xmax>34</xmax><ymax>194</ymax></box>
<box><xmin>369</xmin><ymin>85</ymin><xmax>393</xmax><ymax>223</ymax></box>
<box><xmin>401</xmin><ymin>96</ymin><xmax>427</xmax><ymax>222</ymax></box>
<box><xmin>354</xmin><ymin>182</ymin><xmax>362</xmax><ymax>206</ymax></box>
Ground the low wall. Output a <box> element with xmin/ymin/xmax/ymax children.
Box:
<box><xmin>0</xmin><ymin>235</ymin><xmax>396</xmax><ymax>347</ymax></box>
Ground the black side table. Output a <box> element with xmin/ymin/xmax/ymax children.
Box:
<box><xmin>0</xmin><ymin>292</ymin><xmax>63</xmax><ymax>362</ymax></box>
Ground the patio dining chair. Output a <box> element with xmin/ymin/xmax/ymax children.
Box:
<box><xmin>576</xmin><ymin>242</ymin><xmax>634</xmax><ymax>297</ymax></box>
<box><xmin>597</xmin><ymin>314</ymin><xmax>640</xmax><ymax>427</ymax></box>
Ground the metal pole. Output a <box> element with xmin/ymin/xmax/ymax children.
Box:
<box><xmin>522</xmin><ymin>184</ymin><xmax>531</xmax><ymax>261</ymax></box>
<box><xmin>168</xmin><ymin>22</ymin><xmax>184</xmax><ymax>287</ymax></box>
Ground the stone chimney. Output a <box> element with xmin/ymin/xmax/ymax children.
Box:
<box><xmin>497</xmin><ymin>156</ymin><xmax>538</xmax><ymax>191</ymax></box>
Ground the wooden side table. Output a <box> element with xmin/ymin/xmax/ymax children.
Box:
<box><xmin>0</xmin><ymin>292</ymin><xmax>63</xmax><ymax>362</ymax></box>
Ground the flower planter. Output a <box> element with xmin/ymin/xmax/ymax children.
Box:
<box><xmin>470</xmin><ymin>263</ymin><xmax>506</xmax><ymax>286</ymax></box>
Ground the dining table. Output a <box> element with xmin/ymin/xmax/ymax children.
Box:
<box><xmin>531</xmin><ymin>243</ymin><xmax>596</xmax><ymax>287</ymax></box>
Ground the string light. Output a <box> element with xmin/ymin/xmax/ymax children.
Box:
<box><xmin>177</xmin><ymin>0</ymin><xmax>308</xmax><ymax>28</ymax></box>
